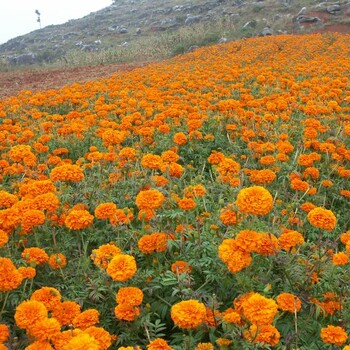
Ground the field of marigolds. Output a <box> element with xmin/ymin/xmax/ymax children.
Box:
<box><xmin>0</xmin><ymin>32</ymin><xmax>350</xmax><ymax>350</ymax></box>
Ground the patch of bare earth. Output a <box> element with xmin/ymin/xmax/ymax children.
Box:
<box><xmin>0</xmin><ymin>62</ymin><xmax>146</xmax><ymax>100</ymax></box>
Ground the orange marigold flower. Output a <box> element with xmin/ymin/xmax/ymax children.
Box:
<box><xmin>276</xmin><ymin>293</ymin><xmax>302</xmax><ymax>313</ymax></box>
<box><xmin>147</xmin><ymin>338</ymin><xmax>173</xmax><ymax>350</ymax></box>
<box><xmin>307</xmin><ymin>207</ymin><xmax>337</xmax><ymax>231</ymax></box>
<box><xmin>160</xmin><ymin>162</ymin><xmax>184</xmax><ymax>178</ymax></box>
<box><xmin>184</xmin><ymin>184</ymin><xmax>206</xmax><ymax>198</ymax></box>
<box><xmin>236</xmin><ymin>186</ymin><xmax>273</xmax><ymax>216</ymax></box>
<box><xmin>18</xmin><ymin>266</ymin><xmax>36</xmax><ymax>280</ymax></box>
<box><xmin>0</xmin><ymin>190</ymin><xmax>18</xmax><ymax>208</ymax></box>
<box><xmin>235</xmin><ymin>230</ymin><xmax>261</xmax><ymax>253</ymax></box>
<box><xmin>340</xmin><ymin>230</ymin><xmax>350</xmax><ymax>245</ymax></box>
<box><xmin>151</xmin><ymin>175</ymin><xmax>169</xmax><ymax>187</ymax></box>
<box><xmin>64</xmin><ymin>332</ymin><xmax>100</xmax><ymax>350</ymax></box>
<box><xmin>116</xmin><ymin>287</ymin><xmax>144</xmax><ymax>306</ymax></box>
<box><xmin>14</xmin><ymin>300</ymin><xmax>48</xmax><ymax>330</ymax></box>
<box><xmin>255</xmin><ymin>232</ymin><xmax>279</xmax><ymax>256</ymax></box>
<box><xmin>64</xmin><ymin>209</ymin><xmax>94</xmax><ymax>230</ymax></box>
<box><xmin>171</xmin><ymin>300</ymin><xmax>206</xmax><ymax>329</ymax></box>
<box><xmin>21</xmin><ymin>209</ymin><xmax>46</xmax><ymax>232</ymax></box>
<box><xmin>278</xmin><ymin>230</ymin><xmax>304</xmax><ymax>252</ymax></box>
<box><xmin>244</xmin><ymin>324</ymin><xmax>280</xmax><ymax>347</ymax></box>
<box><xmin>332</xmin><ymin>252</ymin><xmax>349</xmax><ymax>266</ymax></box>
<box><xmin>178</xmin><ymin>197</ymin><xmax>196</xmax><ymax>211</ymax></box>
<box><xmin>321</xmin><ymin>325</ymin><xmax>348</xmax><ymax>346</ymax></box>
<box><xmin>0</xmin><ymin>208</ymin><xmax>21</xmax><ymax>231</ymax></box>
<box><xmin>73</xmin><ymin>309</ymin><xmax>100</xmax><ymax>330</ymax></box>
<box><xmin>22</xmin><ymin>247</ymin><xmax>49</xmax><ymax>265</ymax></box>
<box><xmin>208</xmin><ymin>151</ymin><xmax>225</xmax><ymax>165</ymax></box>
<box><xmin>114</xmin><ymin>303</ymin><xmax>140</xmax><ymax>321</ymax></box>
<box><xmin>31</xmin><ymin>286</ymin><xmax>61</xmax><ymax>312</ymax></box>
<box><xmin>173</xmin><ymin>132</ymin><xmax>187</xmax><ymax>146</ymax></box>
<box><xmin>94</xmin><ymin>202</ymin><xmax>117</xmax><ymax>219</ymax></box>
<box><xmin>217</xmin><ymin>158</ymin><xmax>241</xmax><ymax>176</ymax></box>
<box><xmin>51</xmin><ymin>300</ymin><xmax>81</xmax><ymax>326</ymax></box>
<box><xmin>222</xmin><ymin>308</ymin><xmax>242</xmax><ymax>325</ymax></box>
<box><xmin>0</xmin><ymin>324</ymin><xmax>9</xmax><ymax>343</ymax></box>
<box><xmin>50</xmin><ymin>164</ymin><xmax>84</xmax><ymax>182</ymax></box>
<box><xmin>33</xmin><ymin>192</ymin><xmax>60</xmax><ymax>212</ymax></box>
<box><xmin>48</xmin><ymin>253</ymin><xmax>67</xmax><ymax>269</ymax></box>
<box><xmin>195</xmin><ymin>343</ymin><xmax>214</xmax><ymax>350</ymax></box>
<box><xmin>137</xmin><ymin>208</ymin><xmax>156</xmax><ymax>222</ymax></box>
<box><xmin>91</xmin><ymin>243</ymin><xmax>122</xmax><ymax>269</ymax></box>
<box><xmin>215</xmin><ymin>338</ymin><xmax>232</xmax><ymax>347</ymax></box>
<box><xmin>106</xmin><ymin>254</ymin><xmax>137</xmax><ymax>282</ymax></box>
<box><xmin>219</xmin><ymin>206</ymin><xmax>237</xmax><ymax>226</ymax></box>
<box><xmin>0</xmin><ymin>229</ymin><xmax>9</xmax><ymax>247</ymax></box>
<box><xmin>24</xmin><ymin>340</ymin><xmax>54</xmax><ymax>350</ymax></box>
<box><xmin>300</xmin><ymin>202</ymin><xmax>316</xmax><ymax>213</ymax></box>
<box><xmin>136</xmin><ymin>189</ymin><xmax>165</xmax><ymax>210</ymax></box>
<box><xmin>249</xmin><ymin>169</ymin><xmax>276</xmax><ymax>185</ymax></box>
<box><xmin>171</xmin><ymin>261</ymin><xmax>192</xmax><ymax>275</ymax></box>
<box><xmin>84</xmin><ymin>326</ymin><xmax>113</xmax><ymax>350</ymax></box>
<box><xmin>141</xmin><ymin>154</ymin><xmax>163</xmax><ymax>170</ymax></box>
<box><xmin>28</xmin><ymin>317</ymin><xmax>61</xmax><ymax>341</ymax></box>
<box><xmin>0</xmin><ymin>257</ymin><xmax>23</xmax><ymax>291</ymax></box>
<box><xmin>241</xmin><ymin>293</ymin><xmax>278</xmax><ymax>326</ymax></box>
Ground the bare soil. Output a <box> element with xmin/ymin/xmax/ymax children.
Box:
<box><xmin>0</xmin><ymin>62</ymin><xmax>146</xmax><ymax>99</ymax></box>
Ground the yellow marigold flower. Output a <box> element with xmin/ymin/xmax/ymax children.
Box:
<box><xmin>114</xmin><ymin>303</ymin><xmax>140</xmax><ymax>321</ymax></box>
<box><xmin>51</xmin><ymin>300</ymin><xmax>81</xmax><ymax>326</ymax></box>
<box><xmin>241</xmin><ymin>293</ymin><xmax>278</xmax><ymax>326</ymax></box>
<box><xmin>91</xmin><ymin>243</ymin><xmax>122</xmax><ymax>269</ymax></box>
<box><xmin>14</xmin><ymin>300</ymin><xmax>48</xmax><ymax>330</ymax></box>
<box><xmin>50</xmin><ymin>164</ymin><xmax>84</xmax><ymax>182</ymax></box>
<box><xmin>64</xmin><ymin>332</ymin><xmax>100</xmax><ymax>350</ymax></box>
<box><xmin>321</xmin><ymin>325</ymin><xmax>348</xmax><ymax>346</ymax></box>
<box><xmin>171</xmin><ymin>300</ymin><xmax>206</xmax><ymax>329</ymax></box>
<box><xmin>0</xmin><ymin>324</ymin><xmax>9</xmax><ymax>343</ymax></box>
<box><xmin>244</xmin><ymin>324</ymin><xmax>280</xmax><ymax>347</ymax></box>
<box><xmin>116</xmin><ymin>287</ymin><xmax>144</xmax><ymax>306</ymax></box>
<box><xmin>22</xmin><ymin>247</ymin><xmax>49</xmax><ymax>266</ymax></box>
<box><xmin>195</xmin><ymin>343</ymin><xmax>214</xmax><ymax>350</ymax></box>
<box><xmin>106</xmin><ymin>254</ymin><xmax>137</xmax><ymax>282</ymax></box>
<box><xmin>84</xmin><ymin>326</ymin><xmax>113</xmax><ymax>350</ymax></box>
<box><xmin>307</xmin><ymin>207</ymin><xmax>337</xmax><ymax>231</ymax></box>
<box><xmin>276</xmin><ymin>293</ymin><xmax>302</xmax><ymax>313</ymax></box>
<box><xmin>135</xmin><ymin>189</ymin><xmax>165</xmax><ymax>210</ymax></box>
<box><xmin>48</xmin><ymin>253</ymin><xmax>67</xmax><ymax>269</ymax></box>
<box><xmin>332</xmin><ymin>252</ymin><xmax>349</xmax><ymax>266</ymax></box>
<box><xmin>147</xmin><ymin>338</ymin><xmax>173</xmax><ymax>350</ymax></box>
<box><xmin>278</xmin><ymin>230</ymin><xmax>304</xmax><ymax>252</ymax></box>
<box><xmin>64</xmin><ymin>209</ymin><xmax>94</xmax><ymax>230</ymax></box>
<box><xmin>31</xmin><ymin>286</ymin><xmax>61</xmax><ymax>311</ymax></box>
<box><xmin>73</xmin><ymin>309</ymin><xmax>100</xmax><ymax>330</ymax></box>
<box><xmin>236</xmin><ymin>186</ymin><xmax>273</xmax><ymax>216</ymax></box>
<box><xmin>28</xmin><ymin>317</ymin><xmax>61</xmax><ymax>341</ymax></box>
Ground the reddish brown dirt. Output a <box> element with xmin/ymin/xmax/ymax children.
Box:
<box><xmin>0</xmin><ymin>62</ymin><xmax>146</xmax><ymax>100</ymax></box>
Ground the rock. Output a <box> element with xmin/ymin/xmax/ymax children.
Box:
<box><xmin>327</xmin><ymin>4</ymin><xmax>341</xmax><ymax>14</ymax></box>
<box><xmin>218</xmin><ymin>37</ymin><xmax>228</xmax><ymax>43</ymax></box>
<box><xmin>187</xmin><ymin>45</ymin><xmax>199</xmax><ymax>52</ymax></box>
<box><xmin>119</xmin><ymin>27</ymin><xmax>128</xmax><ymax>34</ymax></box>
<box><xmin>7</xmin><ymin>52</ymin><xmax>37</xmax><ymax>65</ymax></box>
<box><xmin>136</xmin><ymin>28</ymin><xmax>142</xmax><ymax>35</ymax></box>
<box><xmin>297</xmin><ymin>15</ymin><xmax>321</xmax><ymax>23</ymax></box>
<box><xmin>243</xmin><ymin>20</ymin><xmax>257</xmax><ymax>28</ymax></box>
<box><xmin>262</xmin><ymin>26</ymin><xmax>273</xmax><ymax>36</ymax></box>
<box><xmin>185</xmin><ymin>15</ymin><xmax>202</xmax><ymax>25</ymax></box>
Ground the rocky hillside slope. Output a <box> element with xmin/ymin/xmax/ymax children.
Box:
<box><xmin>1</xmin><ymin>0</ymin><xmax>350</xmax><ymax>66</ymax></box>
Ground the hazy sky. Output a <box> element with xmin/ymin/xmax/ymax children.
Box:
<box><xmin>0</xmin><ymin>0</ymin><xmax>112</xmax><ymax>44</ymax></box>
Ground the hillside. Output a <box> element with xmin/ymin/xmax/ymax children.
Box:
<box><xmin>1</xmin><ymin>0</ymin><xmax>350</xmax><ymax>67</ymax></box>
